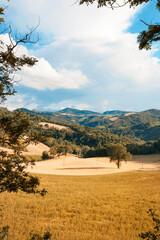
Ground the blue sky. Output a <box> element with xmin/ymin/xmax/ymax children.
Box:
<box><xmin>1</xmin><ymin>0</ymin><xmax>160</xmax><ymax>112</ymax></box>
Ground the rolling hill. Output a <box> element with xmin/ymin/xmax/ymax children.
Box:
<box><xmin>56</xmin><ymin>108</ymin><xmax>100</xmax><ymax>116</ymax></box>
<box><xmin>14</xmin><ymin>107</ymin><xmax>160</xmax><ymax>141</ymax></box>
<box><xmin>103</xmin><ymin>110</ymin><xmax>131</xmax><ymax>115</ymax></box>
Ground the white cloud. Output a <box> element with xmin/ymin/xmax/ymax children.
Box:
<box><xmin>3</xmin><ymin>94</ymin><xmax>38</xmax><ymax>110</ymax></box>
<box><xmin>73</xmin><ymin>103</ymin><xmax>91</xmax><ymax>110</ymax></box>
<box><xmin>13</xmin><ymin>0</ymin><xmax>160</xmax><ymax>91</ymax></box>
<box><xmin>100</xmin><ymin>99</ymin><xmax>109</xmax><ymax>112</ymax></box>
<box><xmin>16</xmin><ymin>57</ymin><xmax>90</xmax><ymax>90</ymax></box>
<box><xmin>2</xmin><ymin>0</ymin><xmax>160</xmax><ymax>111</ymax></box>
<box><xmin>44</xmin><ymin>101</ymin><xmax>91</xmax><ymax>111</ymax></box>
<box><xmin>108</xmin><ymin>33</ymin><xmax>160</xmax><ymax>90</ymax></box>
<box><xmin>7</xmin><ymin>0</ymin><xmax>139</xmax><ymax>41</ymax></box>
<box><xmin>0</xmin><ymin>34</ymin><xmax>90</xmax><ymax>91</ymax></box>
<box><xmin>0</xmin><ymin>34</ymin><xmax>29</xmax><ymax>56</ymax></box>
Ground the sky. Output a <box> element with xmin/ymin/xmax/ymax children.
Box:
<box><xmin>1</xmin><ymin>0</ymin><xmax>160</xmax><ymax>113</ymax></box>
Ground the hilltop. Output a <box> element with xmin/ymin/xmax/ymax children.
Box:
<box><xmin>15</xmin><ymin>107</ymin><xmax>160</xmax><ymax>141</ymax></box>
<box><xmin>56</xmin><ymin>108</ymin><xmax>100</xmax><ymax>116</ymax></box>
<box><xmin>103</xmin><ymin>110</ymin><xmax>131</xmax><ymax>115</ymax></box>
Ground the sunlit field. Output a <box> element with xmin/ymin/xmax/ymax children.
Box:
<box><xmin>27</xmin><ymin>154</ymin><xmax>160</xmax><ymax>176</ymax></box>
<box><xmin>1</xmin><ymin>171</ymin><xmax>160</xmax><ymax>240</ymax></box>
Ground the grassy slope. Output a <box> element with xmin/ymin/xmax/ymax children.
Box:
<box><xmin>1</xmin><ymin>172</ymin><xmax>160</xmax><ymax>240</ymax></box>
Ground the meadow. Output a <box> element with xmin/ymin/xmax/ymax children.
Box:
<box><xmin>1</xmin><ymin>171</ymin><xmax>160</xmax><ymax>239</ymax></box>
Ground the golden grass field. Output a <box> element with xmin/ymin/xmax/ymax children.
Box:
<box><xmin>1</xmin><ymin>169</ymin><xmax>160</xmax><ymax>239</ymax></box>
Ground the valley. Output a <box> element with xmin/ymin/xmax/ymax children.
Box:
<box><xmin>0</xmin><ymin>106</ymin><xmax>160</xmax><ymax>240</ymax></box>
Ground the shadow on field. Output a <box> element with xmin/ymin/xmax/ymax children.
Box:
<box><xmin>132</xmin><ymin>154</ymin><xmax>160</xmax><ymax>164</ymax></box>
<box><xmin>57</xmin><ymin>167</ymin><xmax>115</xmax><ymax>170</ymax></box>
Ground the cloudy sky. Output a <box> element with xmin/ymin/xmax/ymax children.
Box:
<box><xmin>1</xmin><ymin>0</ymin><xmax>160</xmax><ymax>112</ymax></box>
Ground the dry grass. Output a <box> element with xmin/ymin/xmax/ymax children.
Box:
<box><xmin>38</xmin><ymin>122</ymin><xmax>69</xmax><ymax>131</ymax></box>
<box><xmin>26</xmin><ymin>154</ymin><xmax>160</xmax><ymax>176</ymax></box>
<box><xmin>26</xmin><ymin>142</ymin><xmax>50</xmax><ymax>155</ymax></box>
<box><xmin>109</xmin><ymin>117</ymin><xmax>118</xmax><ymax>121</ymax></box>
<box><xmin>124</xmin><ymin>113</ymin><xmax>136</xmax><ymax>117</ymax></box>
<box><xmin>1</xmin><ymin>171</ymin><xmax>160</xmax><ymax>240</ymax></box>
<box><xmin>0</xmin><ymin>142</ymin><xmax>50</xmax><ymax>156</ymax></box>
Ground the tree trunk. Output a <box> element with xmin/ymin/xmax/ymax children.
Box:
<box><xmin>117</xmin><ymin>160</ymin><xmax>120</xmax><ymax>169</ymax></box>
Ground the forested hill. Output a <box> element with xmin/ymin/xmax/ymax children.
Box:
<box><xmin>105</xmin><ymin>109</ymin><xmax>160</xmax><ymax>141</ymax></box>
<box><xmin>56</xmin><ymin>108</ymin><xmax>100</xmax><ymax>116</ymax></box>
<box><xmin>103</xmin><ymin>110</ymin><xmax>130</xmax><ymax>115</ymax></box>
<box><xmin>16</xmin><ymin>107</ymin><xmax>160</xmax><ymax>141</ymax></box>
<box><xmin>17</xmin><ymin>107</ymin><xmax>131</xmax><ymax>117</ymax></box>
<box><xmin>0</xmin><ymin>107</ymin><xmax>160</xmax><ymax>156</ymax></box>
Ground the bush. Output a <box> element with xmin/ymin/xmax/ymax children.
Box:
<box><xmin>41</xmin><ymin>151</ymin><xmax>50</xmax><ymax>160</ymax></box>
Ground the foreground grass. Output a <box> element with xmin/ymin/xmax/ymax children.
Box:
<box><xmin>1</xmin><ymin>172</ymin><xmax>160</xmax><ymax>240</ymax></box>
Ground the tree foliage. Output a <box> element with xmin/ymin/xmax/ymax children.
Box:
<box><xmin>0</xmin><ymin>111</ymin><xmax>47</xmax><ymax>195</ymax></box>
<box><xmin>109</xmin><ymin>143</ymin><xmax>132</xmax><ymax>168</ymax></box>
<box><xmin>41</xmin><ymin>151</ymin><xmax>50</xmax><ymax>160</ymax></box>
<box><xmin>0</xmin><ymin>3</ymin><xmax>46</xmax><ymax>196</ymax></box>
<box><xmin>79</xmin><ymin>0</ymin><xmax>160</xmax><ymax>50</ymax></box>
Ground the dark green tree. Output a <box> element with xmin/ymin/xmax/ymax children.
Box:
<box><xmin>41</xmin><ymin>151</ymin><xmax>50</xmax><ymax>160</ymax></box>
<box><xmin>79</xmin><ymin>0</ymin><xmax>160</xmax><ymax>50</ymax></box>
<box><xmin>63</xmin><ymin>142</ymin><xmax>73</xmax><ymax>156</ymax></box>
<box><xmin>109</xmin><ymin>143</ymin><xmax>132</xmax><ymax>168</ymax></box>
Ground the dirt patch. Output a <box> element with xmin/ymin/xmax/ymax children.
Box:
<box><xmin>39</xmin><ymin>122</ymin><xmax>70</xmax><ymax>131</ymax></box>
<box><xmin>124</xmin><ymin>113</ymin><xmax>136</xmax><ymax>116</ymax></box>
<box><xmin>109</xmin><ymin>117</ymin><xmax>118</xmax><ymax>121</ymax></box>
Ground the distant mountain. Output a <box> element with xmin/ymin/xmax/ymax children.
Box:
<box><xmin>103</xmin><ymin>110</ymin><xmax>131</xmax><ymax>115</ymax></box>
<box><xmin>17</xmin><ymin>107</ymin><xmax>134</xmax><ymax>117</ymax></box>
<box><xmin>17</xmin><ymin>108</ymin><xmax>35</xmax><ymax>113</ymax></box>
<box><xmin>16</xmin><ymin>108</ymin><xmax>54</xmax><ymax>116</ymax></box>
<box><xmin>56</xmin><ymin>108</ymin><xmax>100</xmax><ymax>116</ymax></box>
<box><xmin>15</xmin><ymin>107</ymin><xmax>160</xmax><ymax>141</ymax></box>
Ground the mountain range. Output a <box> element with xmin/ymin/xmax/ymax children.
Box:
<box><xmin>18</xmin><ymin>107</ymin><xmax>132</xmax><ymax>116</ymax></box>
<box><xmin>16</xmin><ymin>107</ymin><xmax>160</xmax><ymax>141</ymax></box>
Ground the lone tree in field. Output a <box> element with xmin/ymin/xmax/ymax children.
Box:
<box><xmin>79</xmin><ymin>0</ymin><xmax>160</xmax><ymax>51</ymax></box>
<box><xmin>109</xmin><ymin>143</ymin><xmax>132</xmax><ymax>168</ymax></box>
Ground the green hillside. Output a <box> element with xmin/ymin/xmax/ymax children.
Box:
<box><xmin>0</xmin><ymin>107</ymin><xmax>159</xmax><ymax>156</ymax></box>
<box><xmin>57</xmin><ymin>107</ymin><xmax>100</xmax><ymax>116</ymax></box>
<box><xmin>103</xmin><ymin>110</ymin><xmax>131</xmax><ymax>115</ymax></box>
<box><xmin>16</xmin><ymin>108</ymin><xmax>160</xmax><ymax>141</ymax></box>
<box><xmin>106</xmin><ymin>109</ymin><xmax>160</xmax><ymax>141</ymax></box>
